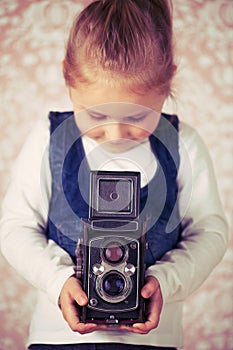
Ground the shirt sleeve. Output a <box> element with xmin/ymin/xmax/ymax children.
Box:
<box><xmin>145</xmin><ymin>121</ymin><xmax>229</xmax><ymax>303</ymax></box>
<box><xmin>0</xmin><ymin>118</ymin><xmax>75</xmax><ymax>305</ymax></box>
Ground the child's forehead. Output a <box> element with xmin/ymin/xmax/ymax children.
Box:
<box><xmin>85</xmin><ymin>102</ymin><xmax>153</xmax><ymax>117</ymax></box>
<box><xmin>70</xmin><ymin>84</ymin><xmax>166</xmax><ymax>117</ymax></box>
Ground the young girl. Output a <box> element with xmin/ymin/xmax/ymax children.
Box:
<box><xmin>0</xmin><ymin>1</ymin><xmax>228</xmax><ymax>349</ymax></box>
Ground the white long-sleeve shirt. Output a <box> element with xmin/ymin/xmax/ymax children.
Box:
<box><xmin>0</xmin><ymin>116</ymin><xmax>228</xmax><ymax>348</ymax></box>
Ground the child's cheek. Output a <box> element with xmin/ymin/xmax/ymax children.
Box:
<box><xmin>85</xmin><ymin>126</ymin><xmax>104</xmax><ymax>139</ymax></box>
<box><xmin>130</xmin><ymin>125</ymin><xmax>151</xmax><ymax>139</ymax></box>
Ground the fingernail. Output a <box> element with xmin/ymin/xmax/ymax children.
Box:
<box><xmin>79</xmin><ymin>296</ymin><xmax>87</xmax><ymax>305</ymax></box>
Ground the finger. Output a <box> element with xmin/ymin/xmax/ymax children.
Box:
<box><xmin>132</xmin><ymin>320</ymin><xmax>158</xmax><ymax>334</ymax></box>
<box><xmin>63</xmin><ymin>303</ymin><xmax>108</xmax><ymax>334</ymax></box>
<box><xmin>61</xmin><ymin>295</ymin><xmax>80</xmax><ymax>326</ymax></box>
<box><xmin>141</xmin><ymin>276</ymin><xmax>159</xmax><ymax>299</ymax></box>
<box><xmin>60</xmin><ymin>285</ymin><xmax>85</xmax><ymax>327</ymax></box>
<box><xmin>121</xmin><ymin>290</ymin><xmax>162</xmax><ymax>334</ymax></box>
<box><xmin>119</xmin><ymin>319</ymin><xmax>158</xmax><ymax>334</ymax></box>
<box><xmin>77</xmin><ymin>322</ymin><xmax>109</xmax><ymax>334</ymax></box>
<box><xmin>62</xmin><ymin>301</ymin><xmax>99</xmax><ymax>334</ymax></box>
<box><xmin>75</xmin><ymin>292</ymin><xmax>88</xmax><ymax>307</ymax></box>
<box><xmin>118</xmin><ymin>324</ymin><xmax>147</xmax><ymax>334</ymax></box>
<box><xmin>68</xmin><ymin>314</ymin><xmax>108</xmax><ymax>334</ymax></box>
<box><xmin>72</xmin><ymin>322</ymin><xmax>102</xmax><ymax>334</ymax></box>
<box><xmin>70</xmin><ymin>278</ymin><xmax>88</xmax><ymax>306</ymax></box>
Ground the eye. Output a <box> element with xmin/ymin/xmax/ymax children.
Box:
<box><xmin>125</xmin><ymin>115</ymin><xmax>146</xmax><ymax>123</ymax></box>
<box><xmin>88</xmin><ymin>112</ymin><xmax>108</xmax><ymax>121</ymax></box>
<box><xmin>89</xmin><ymin>113</ymin><xmax>108</xmax><ymax>121</ymax></box>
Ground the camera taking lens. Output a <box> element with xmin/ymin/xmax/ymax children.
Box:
<box><xmin>103</xmin><ymin>272</ymin><xmax>125</xmax><ymax>296</ymax></box>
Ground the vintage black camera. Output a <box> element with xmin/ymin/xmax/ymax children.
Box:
<box><xmin>76</xmin><ymin>171</ymin><xmax>146</xmax><ymax>325</ymax></box>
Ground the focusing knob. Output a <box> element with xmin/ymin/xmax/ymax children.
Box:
<box><xmin>124</xmin><ymin>263</ymin><xmax>136</xmax><ymax>276</ymax></box>
<box><xmin>93</xmin><ymin>263</ymin><xmax>105</xmax><ymax>275</ymax></box>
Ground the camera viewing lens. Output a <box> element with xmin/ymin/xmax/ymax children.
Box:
<box><xmin>104</xmin><ymin>243</ymin><xmax>124</xmax><ymax>263</ymax></box>
<box><xmin>103</xmin><ymin>273</ymin><xmax>125</xmax><ymax>296</ymax></box>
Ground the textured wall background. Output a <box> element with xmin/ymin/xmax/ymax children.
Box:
<box><xmin>0</xmin><ymin>1</ymin><xmax>232</xmax><ymax>349</ymax></box>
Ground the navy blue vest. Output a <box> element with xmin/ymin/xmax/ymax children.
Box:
<box><xmin>47</xmin><ymin>111</ymin><xmax>181</xmax><ymax>267</ymax></box>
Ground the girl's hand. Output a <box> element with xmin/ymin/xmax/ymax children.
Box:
<box><xmin>59</xmin><ymin>276</ymin><xmax>107</xmax><ymax>334</ymax></box>
<box><xmin>119</xmin><ymin>276</ymin><xmax>163</xmax><ymax>334</ymax></box>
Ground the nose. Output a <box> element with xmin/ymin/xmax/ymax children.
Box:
<box><xmin>105</xmin><ymin>123</ymin><xmax>127</xmax><ymax>141</ymax></box>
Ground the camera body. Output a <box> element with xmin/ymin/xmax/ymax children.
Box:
<box><xmin>76</xmin><ymin>171</ymin><xmax>146</xmax><ymax>325</ymax></box>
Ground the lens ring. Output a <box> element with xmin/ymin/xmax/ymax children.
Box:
<box><xmin>96</xmin><ymin>271</ymin><xmax>132</xmax><ymax>303</ymax></box>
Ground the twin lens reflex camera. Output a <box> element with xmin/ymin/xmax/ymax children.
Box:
<box><xmin>75</xmin><ymin>171</ymin><xmax>147</xmax><ymax>325</ymax></box>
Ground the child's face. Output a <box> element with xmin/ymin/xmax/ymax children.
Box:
<box><xmin>70</xmin><ymin>82</ymin><xmax>166</xmax><ymax>153</ymax></box>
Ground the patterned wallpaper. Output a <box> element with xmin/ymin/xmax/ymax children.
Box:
<box><xmin>0</xmin><ymin>1</ymin><xmax>232</xmax><ymax>349</ymax></box>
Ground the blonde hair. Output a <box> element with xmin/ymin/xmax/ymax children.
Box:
<box><xmin>63</xmin><ymin>0</ymin><xmax>175</xmax><ymax>96</ymax></box>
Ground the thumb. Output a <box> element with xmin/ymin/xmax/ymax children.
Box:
<box><xmin>141</xmin><ymin>276</ymin><xmax>159</xmax><ymax>299</ymax></box>
<box><xmin>63</xmin><ymin>276</ymin><xmax>88</xmax><ymax>306</ymax></box>
<box><xmin>73</xmin><ymin>281</ymin><xmax>88</xmax><ymax>306</ymax></box>
<box><xmin>76</xmin><ymin>292</ymin><xmax>88</xmax><ymax>306</ymax></box>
